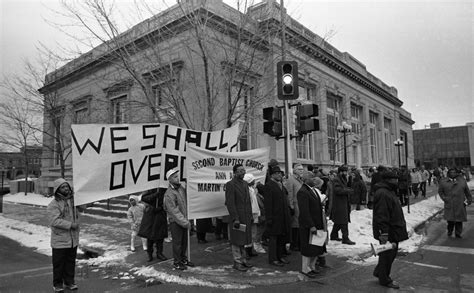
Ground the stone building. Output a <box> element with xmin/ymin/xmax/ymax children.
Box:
<box><xmin>38</xmin><ymin>0</ymin><xmax>415</xmax><ymax>193</ymax></box>
<box><xmin>413</xmin><ymin>122</ymin><xmax>474</xmax><ymax>170</ymax></box>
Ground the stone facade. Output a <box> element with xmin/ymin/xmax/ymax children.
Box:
<box><xmin>38</xmin><ymin>0</ymin><xmax>415</xmax><ymax>193</ymax></box>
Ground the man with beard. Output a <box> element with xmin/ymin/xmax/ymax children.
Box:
<box><xmin>438</xmin><ymin>168</ymin><xmax>472</xmax><ymax>238</ymax></box>
<box><xmin>47</xmin><ymin>178</ymin><xmax>80</xmax><ymax>292</ymax></box>
<box><xmin>372</xmin><ymin>171</ymin><xmax>409</xmax><ymax>289</ymax></box>
<box><xmin>264</xmin><ymin>165</ymin><xmax>291</xmax><ymax>266</ymax></box>
<box><xmin>225</xmin><ymin>164</ymin><xmax>253</xmax><ymax>271</ymax></box>
<box><xmin>329</xmin><ymin>166</ymin><xmax>355</xmax><ymax>245</ymax></box>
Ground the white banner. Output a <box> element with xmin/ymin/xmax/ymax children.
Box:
<box><xmin>186</xmin><ymin>145</ymin><xmax>269</xmax><ymax>219</ymax></box>
<box><xmin>71</xmin><ymin>123</ymin><xmax>239</xmax><ymax>206</ymax></box>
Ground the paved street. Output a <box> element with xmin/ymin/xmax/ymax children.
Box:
<box><xmin>1</xmin><ymin>184</ymin><xmax>472</xmax><ymax>292</ymax></box>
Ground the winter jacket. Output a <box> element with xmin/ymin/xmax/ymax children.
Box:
<box><xmin>138</xmin><ymin>188</ymin><xmax>168</xmax><ymax>240</ymax></box>
<box><xmin>350</xmin><ymin>175</ymin><xmax>367</xmax><ymax>205</ymax></box>
<box><xmin>438</xmin><ymin>176</ymin><xmax>472</xmax><ymax>222</ymax></box>
<box><xmin>47</xmin><ymin>197</ymin><xmax>79</xmax><ymax>249</ymax></box>
<box><xmin>225</xmin><ymin>177</ymin><xmax>253</xmax><ymax>246</ymax></box>
<box><xmin>284</xmin><ymin>174</ymin><xmax>302</xmax><ymax>228</ymax></box>
<box><xmin>297</xmin><ymin>184</ymin><xmax>326</xmax><ymax>257</ymax></box>
<box><xmin>164</xmin><ymin>184</ymin><xmax>188</xmax><ymax>228</ymax></box>
<box><xmin>330</xmin><ymin>174</ymin><xmax>353</xmax><ymax>224</ymax></box>
<box><xmin>127</xmin><ymin>196</ymin><xmax>145</xmax><ymax>232</ymax></box>
<box><xmin>264</xmin><ymin>179</ymin><xmax>291</xmax><ymax>238</ymax></box>
<box><xmin>372</xmin><ymin>182</ymin><xmax>409</xmax><ymax>243</ymax></box>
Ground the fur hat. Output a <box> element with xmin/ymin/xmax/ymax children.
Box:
<box><xmin>53</xmin><ymin>178</ymin><xmax>70</xmax><ymax>195</ymax></box>
<box><xmin>243</xmin><ymin>173</ymin><xmax>255</xmax><ymax>183</ymax></box>
<box><xmin>166</xmin><ymin>169</ymin><xmax>179</xmax><ymax>180</ymax></box>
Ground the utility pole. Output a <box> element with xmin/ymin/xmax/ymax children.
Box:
<box><xmin>280</xmin><ymin>0</ymin><xmax>292</xmax><ymax>177</ymax></box>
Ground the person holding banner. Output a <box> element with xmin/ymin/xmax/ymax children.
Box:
<box><xmin>264</xmin><ymin>165</ymin><xmax>291</xmax><ymax>267</ymax></box>
<box><xmin>47</xmin><ymin>178</ymin><xmax>79</xmax><ymax>292</ymax></box>
<box><xmin>164</xmin><ymin>169</ymin><xmax>194</xmax><ymax>271</ymax></box>
<box><xmin>225</xmin><ymin>164</ymin><xmax>253</xmax><ymax>272</ymax></box>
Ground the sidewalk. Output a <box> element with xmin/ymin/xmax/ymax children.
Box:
<box><xmin>1</xmin><ymin>181</ymin><xmax>472</xmax><ymax>289</ymax></box>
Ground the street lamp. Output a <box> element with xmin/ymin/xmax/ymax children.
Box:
<box><xmin>337</xmin><ymin>121</ymin><xmax>352</xmax><ymax>165</ymax></box>
<box><xmin>394</xmin><ymin>138</ymin><xmax>404</xmax><ymax>168</ymax></box>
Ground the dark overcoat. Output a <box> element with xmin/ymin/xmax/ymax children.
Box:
<box><xmin>372</xmin><ymin>182</ymin><xmax>409</xmax><ymax>243</ymax></box>
<box><xmin>138</xmin><ymin>188</ymin><xmax>168</xmax><ymax>241</ymax></box>
<box><xmin>330</xmin><ymin>174</ymin><xmax>353</xmax><ymax>224</ymax></box>
<box><xmin>350</xmin><ymin>175</ymin><xmax>367</xmax><ymax>205</ymax></box>
<box><xmin>264</xmin><ymin>179</ymin><xmax>291</xmax><ymax>239</ymax></box>
<box><xmin>297</xmin><ymin>184</ymin><xmax>326</xmax><ymax>257</ymax></box>
<box><xmin>438</xmin><ymin>176</ymin><xmax>472</xmax><ymax>222</ymax></box>
<box><xmin>225</xmin><ymin>177</ymin><xmax>252</xmax><ymax>246</ymax></box>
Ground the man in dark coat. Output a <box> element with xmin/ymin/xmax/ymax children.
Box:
<box><xmin>438</xmin><ymin>168</ymin><xmax>472</xmax><ymax>238</ymax></box>
<box><xmin>372</xmin><ymin>171</ymin><xmax>409</xmax><ymax>289</ymax></box>
<box><xmin>225</xmin><ymin>164</ymin><xmax>253</xmax><ymax>272</ymax></box>
<box><xmin>297</xmin><ymin>171</ymin><xmax>326</xmax><ymax>278</ymax></box>
<box><xmin>138</xmin><ymin>188</ymin><xmax>169</xmax><ymax>262</ymax></box>
<box><xmin>329</xmin><ymin>166</ymin><xmax>355</xmax><ymax>245</ymax></box>
<box><xmin>264</xmin><ymin>165</ymin><xmax>291</xmax><ymax>266</ymax></box>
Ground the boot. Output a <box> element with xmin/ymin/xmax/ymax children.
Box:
<box><xmin>245</xmin><ymin>246</ymin><xmax>258</xmax><ymax>257</ymax></box>
<box><xmin>147</xmin><ymin>249</ymin><xmax>153</xmax><ymax>262</ymax></box>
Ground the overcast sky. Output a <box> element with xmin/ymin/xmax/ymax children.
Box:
<box><xmin>1</xmin><ymin>0</ymin><xmax>472</xmax><ymax>129</ymax></box>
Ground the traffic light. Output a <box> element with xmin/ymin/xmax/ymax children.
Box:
<box><xmin>263</xmin><ymin>107</ymin><xmax>283</xmax><ymax>137</ymax></box>
<box><xmin>277</xmin><ymin>61</ymin><xmax>299</xmax><ymax>100</ymax></box>
<box><xmin>296</xmin><ymin>103</ymin><xmax>319</xmax><ymax>134</ymax></box>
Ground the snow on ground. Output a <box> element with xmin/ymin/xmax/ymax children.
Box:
<box><xmin>1</xmin><ymin>181</ymin><xmax>472</xmax><ymax>286</ymax></box>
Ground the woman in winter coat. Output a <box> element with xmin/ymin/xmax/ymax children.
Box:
<box><xmin>47</xmin><ymin>178</ymin><xmax>80</xmax><ymax>292</ymax></box>
<box><xmin>438</xmin><ymin>168</ymin><xmax>472</xmax><ymax>238</ymax></box>
<box><xmin>138</xmin><ymin>188</ymin><xmax>169</xmax><ymax>262</ymax></box>
<box><xmin>127</xmin><ymin>195</ymin><xmax>147</xmax><ymax>252</ymax></box>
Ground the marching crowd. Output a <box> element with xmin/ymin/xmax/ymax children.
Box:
<box><xmin>46</xmin><ymin>162</ymin><xmax>472</xmax><ymax>292</ymax></box>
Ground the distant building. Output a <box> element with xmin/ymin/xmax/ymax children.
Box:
<box><xmin>0</xmin><ymin>146</ymin><xmax>42</xmax><ymax>181</ymax></box>
<box><xmin>38</xmin><ymin>0</ymin><xmax>415</xmax><ymax>193</ymax></box>
<box><xmin>413</xmin><ymin>123</ymin><xmax>474</xmax><ymax>170</ymax></box>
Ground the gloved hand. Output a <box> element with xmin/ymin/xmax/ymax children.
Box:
<box><xmin>310</xmin><ymin>227</ymin><xmax>317</xmax><ymax>235</ymax></box>
<box><xmin>379</xmin><ymin>233</ymin><xmax>388</xmax><ymax>244</ymax></box>
<box><xmin>233</xmin><ymin>220</ymin><xmax>240</xmax><ymax>229</ymax></box>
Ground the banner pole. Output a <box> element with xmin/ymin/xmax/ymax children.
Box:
<box><xmin>186</xmin><ymin>180</ymin><xmax>191</xmax><ymax>262</ymax></box>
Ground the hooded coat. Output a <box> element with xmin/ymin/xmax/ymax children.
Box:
<box><xmin>438</xmin><ymin>176</ymin><xmax>472</xmax><ymax>222</ymax></box>
<box><xmin>372</xmin><ymin>181</ymin><xmax>409</xmax><ymax>243</ymax></box>
<box><xmin>47</xmin><ymin>178</ymin><xmax>79</xmax><ymax>249</ymax></box>
<box><xmin>127</xmin><ymin>196</ymin><xmax>145</xmax><ymax>232</ymax></box>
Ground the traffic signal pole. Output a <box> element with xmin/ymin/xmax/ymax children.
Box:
<box><xmin>280</xmin><ymin>0</ymin><xmax>292</xmax><ymax>177</ymax></box>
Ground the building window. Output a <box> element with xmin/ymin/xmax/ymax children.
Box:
<box><xmin>327</xmin><ymin>93</ymin><xmax>341</xmax><ymax>162</ymax></box>
<box><xmin>350</xmin><ymin>104</ymin><xmax>362</xmax><ymax>135</ymax></box>
<box><xmin>111</xmin><ymin>95</ymin><xmax>127</xmax><ymax>124</ymax></box>
<box><xmin>384</xmin><ymin>118</ymin><xmax>392</xmax><ymax>165</ymax></box>
<box><xmin>369</xmin><ymin>111</ymin><xmax>378</xmax><ymax>164</ymax></box>
<box><xmin>73</xmin><ymin>100</ymin><xmax>89</xmax><ymax>124</ymax></box>
<box><xmin>152</xmin><ymin>83</ymin><xmax>176</xmax><ymax>122</ymax></box>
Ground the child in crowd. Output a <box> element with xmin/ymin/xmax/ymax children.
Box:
<box><xmin>127</xmin><ymin>195</ymin><xmax>147</xmax><ymax>252</ymax></box>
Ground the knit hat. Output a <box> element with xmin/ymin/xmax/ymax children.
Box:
<box><xmin>243</xmin><ymin>173</ymin><xmax>255</xmax><ymax>184</ymax></box>
<box><xmin>166</xmin><ymin>169</ymin><xmax>179</xmax><ymax>180</ymax></box>
<box><xmin>53</xmin><ymin>178</ymin><xmax>70</xmax><ymax>195</ymax></box>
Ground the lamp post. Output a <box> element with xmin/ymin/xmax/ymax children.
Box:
<box><xmin>337</xmin><ymin>121</ymin><xmax>352</xmax><ymax>165</ymax></box>
<box><xmin>394</xmin><ymin>138</ymin><xmax>404</xmax><ymax>168</ymax></box>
